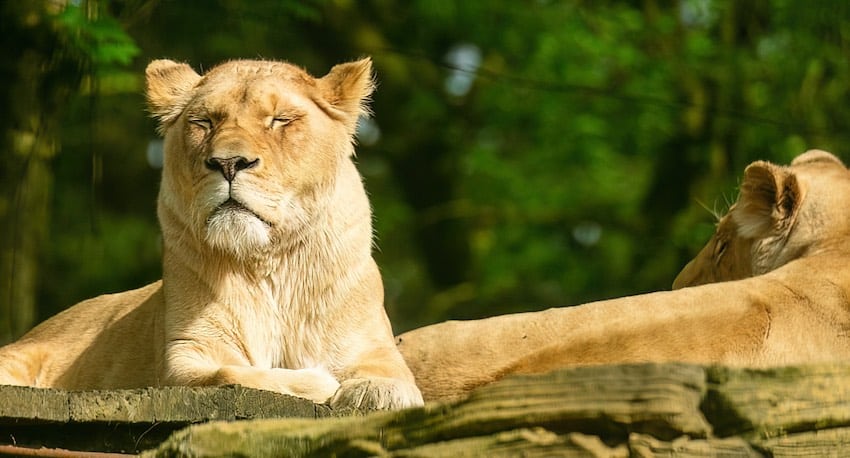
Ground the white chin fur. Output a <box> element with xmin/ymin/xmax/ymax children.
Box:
<box><xmin>205</xmin><ymin>209</ymin><xmax>271</xmax><ymax>257</ymax></box>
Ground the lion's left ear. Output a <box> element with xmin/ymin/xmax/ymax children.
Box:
<box><xmin>732</xmin><ymin>161</ymin><xmax>803</xmax><ymax>239</ymax></box>
<box><xmin>319</xmin><ymin>57</ymin><xmax>375</xmax><ymax>132</ymax></box>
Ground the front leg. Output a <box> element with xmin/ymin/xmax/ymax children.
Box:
<box><xmin>213</xmin><ymin>365</ymin><xmax>340</xmax><ymax>403</ymax></box>
<box><xmin>330</xmin><ymin>345</ymin><xmax>424</xmax><ymax>410</ymax></box>
<box><xmin>326</xmin><ymin>264</ymin><xmax>424</xmax><ymax>411</ymax></box>
<box><xmin>164</xmin><ymin>345</ymin><xmax>340</xmax><ymax>404</ymax></box>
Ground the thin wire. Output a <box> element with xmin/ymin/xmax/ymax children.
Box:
<box><xmin>369</xmin><ymin>46</ymin><xmax>843</xmax><ymax>141</ymax></box>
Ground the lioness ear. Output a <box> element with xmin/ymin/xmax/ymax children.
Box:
<box><xmin>146</xmin><ymin>59</ymin><xmax>201</xmax><ymax>133</ymax></box>
<box><xmin>733</xmin><ymin>161</ymin><xmax>802</xmax><ymax>238</ymax></box>
<box><xmin>319</xmin><ymin>57</ymin><xmax>375</xmax><ymax>131</ymax></box>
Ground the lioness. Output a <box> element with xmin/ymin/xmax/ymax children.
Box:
<box><xmin>0</xmin><ymin>58</ymin><xmax>423</xmax><ymax>410</ymax></box>
<box><xmin>397</xmin><ymin>149</ymin><xmax>850</xmax><ymax>401</ymax></box>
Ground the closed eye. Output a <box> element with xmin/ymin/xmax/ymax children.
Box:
<box><xmin>713</xmin><ymin>239</ymin><xmax>728</xmax><ymax>265</ymax></box>
<box><xmin>268</xmin><ymin>113</ymin><xmax>302</xmax><ymax>130</ymax></box>
<box><xmin>189</xmin><ymin>117</ymin><xmax>213</xmax><ymax>130</ymax></box>
<box><xmin>271</xmin><ymin>117</ymin><xmax>291</xmax><ymax>129</ymax></box>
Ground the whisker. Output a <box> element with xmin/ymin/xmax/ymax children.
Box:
<box><xmin>694</xmin><ymin>198</ymin><xmax>723</xmax><ymax>222</ymax></box>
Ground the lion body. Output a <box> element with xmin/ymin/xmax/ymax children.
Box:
<box><xmin>0</xmin><ymin>282</ymin><xmax>163</xmax><ymax>390</ymax></box>
<box><xmin>0</xmin><ymin>58</ymin><xmax>422</xmax><ymax>410</ymax></box>
<box><xmin>397</xmin><ymin>150</ymin><xmax>850</xmax><ymax>401</ymax></box>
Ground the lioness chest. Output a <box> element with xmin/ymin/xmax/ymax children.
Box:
<box><xmin>173</xmin><ymin>277</ymin><xmax>334</xmax><ymax>370</ymax></box>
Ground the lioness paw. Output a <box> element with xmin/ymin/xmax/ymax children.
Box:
<box><xmin>212</xmin><ymin>366</ymin><xmax>341</xmax><ymax>404</ymax></box>
<box><xmin>330</xmin><ymin>377</ymin><xmax>424</xmax><ymax>411</ymax></box>
<box><xmin>289</xmin><ymin>367</ymin><xmax>342</xmax><ymax>404</ymax></box>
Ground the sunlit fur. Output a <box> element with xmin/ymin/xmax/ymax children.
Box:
<box><xmin>398</xmin><ymin>150</ymin><xmax>850</xmax><ymax>402</ymax></box>
<box><xmin>0</xmin><ymin>58</ymin><xmax>422</xmax><ymax>411</ymax></box>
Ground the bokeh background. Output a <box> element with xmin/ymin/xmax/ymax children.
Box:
<box><xmin>2</xmin><ymin>0</ymin><xmax>850</xmax><ymax>344</ymax></box>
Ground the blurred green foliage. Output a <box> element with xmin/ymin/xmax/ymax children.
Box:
<box><xmin>3</xmin><ymin>0</ymin><xmax>850</xmax><ymax>342</ymax></box>
<box><xmin>55</xmin><ymin>4</ymin><xmax>139</xmax><ymax>67</ymax></box>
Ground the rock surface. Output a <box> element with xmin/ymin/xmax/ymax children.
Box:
<box><xmin>1</xmin><ymin>363</ymin><xmax>849</xmax><ymax>456</ymax></box>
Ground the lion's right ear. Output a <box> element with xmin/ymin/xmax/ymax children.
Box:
<box><xmin>146</xmin><ymin>59</ymin><xmax>201</xmax><ymax>133</ymax></box>
<box><xmin>732</xmin><ymin>161</ymin><xmax>802</xmax><ymax>239</ymax></box>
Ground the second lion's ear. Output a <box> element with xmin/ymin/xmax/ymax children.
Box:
<box><xmin>146</xmin><ymin>59</ymin><xmax>201</xmax><ymax>134</ymax></box>
<box><xmin>732</xmin><ymin>161</ymin><xmax>802</xmax><ymax>239</ymax></box>
<box><xmin>319</xmin><ymin>57</ymin><xmax>375</xmax><ymax>132</ymax></box>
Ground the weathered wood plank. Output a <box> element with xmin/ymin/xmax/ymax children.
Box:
<box><xmin>755</xmin><ymin>427</ymin><xmax>850</xmax><ymax>457</ymax></box>
<box><xmin>391</xmin><ymin>430</ymin><xmax>629</xmax><ymax>458</ymax></box>
<box><xmin>704</xmin><ymin>365</ymin><xmax>850</xmax><ymax>439</ymax></box>
<box><xmin>69</xmin><ymin>389</ymin><xmax>155</xmax><ymax>423</ymax></box>
<box><xmin>0</xmin><ymin>386</ymin><xmax>68</xmax><ymax>423</ymax></box>
<box><xmin>5</xmin><ymin>363</ymin><xmax>850</xmax><ymax>456</ymax></box>
<box><xmin>0</xmin><ymin>384</ymin><xmax>329</xmax><ymax>453</ymax></box>
<box><xmin>628</xmin><ymin>433</ymin><xmax>762</xmax><ymax>457</ymax></box>
<box><xmin>0</xmin><ymin>385</ymin><xmax>329</xmax><ymax>425</ymax></box>
<box><xmin>146</xmin><ymin>363</ymin><xmax>711</xmax><ymax>457</ymax></box>
<box><xmin>445</xmin><ymin>363</ymin><xmax>710</xmax><ymax>440</ymax></box>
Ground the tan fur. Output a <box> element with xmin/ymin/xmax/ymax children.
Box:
<box><xmin>0</xmin><ymin>58</ymin><xmax>422</xmax><ymax>410</ymax></box>
<box><xmin>397</xmin><ymin>150</ymin><xmax>850</xmax><ymax>402</ymax></box>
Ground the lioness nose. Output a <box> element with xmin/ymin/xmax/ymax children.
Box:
<box><xmin>205</xmin><ymin>156</ymin><xmax>259</xmax><ymax>182</ymax></box>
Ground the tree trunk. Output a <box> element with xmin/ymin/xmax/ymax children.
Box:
<box><xmin>0</xmin><ymin>1</ymin><xmax>73</xmax><ymax>343</ymax></box>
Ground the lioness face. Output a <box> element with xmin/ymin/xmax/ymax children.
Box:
<box><xmin>183</xmin><ymin>65</ymin><xmax>347</xmax><ymax>256</ymax></box>
<box><xmin>147</xmin><ymin>59</ymin><xmax>373</xmax><ymax>258</ymax></box>
<box><xmin>672</xmin><ymin>211</ymin><xmax>755</xmax><ymax>288</ymax></box>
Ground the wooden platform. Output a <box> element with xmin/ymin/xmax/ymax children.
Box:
<box><xmin>2</xmin><ymin>363</ymin><xmax>850</xmax><ymax>456</ymax></box>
